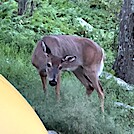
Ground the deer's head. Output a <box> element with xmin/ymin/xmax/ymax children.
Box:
<box><xmin>41</xmin><ymin>41</ymin><xmax>76</xmax><ymax>86</ymax></box>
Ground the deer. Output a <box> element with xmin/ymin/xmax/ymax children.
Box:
<box><xmin>31</xmin><ymin>35</ymin><xmax>105</xmax><ymax>112</ymax></box>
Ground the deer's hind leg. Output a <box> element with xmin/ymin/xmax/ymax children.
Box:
<box><xmin>73</xmin><ymin>66</ymin><xmax>94</xmax><ymax>96</ymax></box>
<box><xmin>84</xmin><ymin>67</ymin><xmax>104</xmax><ymax>112</ymax></box>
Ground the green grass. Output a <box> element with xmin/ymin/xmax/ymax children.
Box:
<box><xmin>0</xmin><ymin>0</ymin><xmax>134</xmax><ymax>133</ymax></box>
<box><xmin>0</xmin><ymin>45</ymin><xmax>134</xmax><ymax>134</ymax></box>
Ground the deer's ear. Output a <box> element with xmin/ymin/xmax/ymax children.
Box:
<box><xmin>41</xmin><ymin>41</ymin><xmax>51</xmax><ymax>54</ymax></box>
<box><xmin>62</xmin><ymin>55</ymin><xmax>76</xmax><ymax>63</ymax></box>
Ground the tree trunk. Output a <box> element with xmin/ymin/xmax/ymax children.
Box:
<box><xmin>17</xmin><ymin>0</ymin><xmax>28</xmax><ymax>15</ymax></box>
<box><xmin>113</xmin><ymin>0</ymin><xmax>134</xmax><ymax>84</ymax></box>
<box><xmin>15</xmin><ymin>0</ymin><xmax>34</xmax><ymax>16</ymax></box>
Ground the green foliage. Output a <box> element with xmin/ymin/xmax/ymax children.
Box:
<box><xmin>0</xmin><ymin>0</ymin><xmax>121</xmax><ymax>60</ymax></box>
<box><xmin>1</xmin><ymin>0</ymin><xmax>134</xmax><ymax>134</ymax></box>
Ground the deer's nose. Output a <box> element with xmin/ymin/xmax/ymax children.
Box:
<box><xmin>49</xmin><ymin>80</ymin><xmax>57</xmax><ymax>86</ymax></box>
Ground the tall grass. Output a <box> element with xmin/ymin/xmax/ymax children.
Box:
<box><xmin>0</xmin><ymin>0</ymin><xmax>133</xmax><ymax>133</ymax></box>
<box><xmin>0</xmin><ymin>45</ymin><xmax>134</xmax><ymax>134</ymax></box>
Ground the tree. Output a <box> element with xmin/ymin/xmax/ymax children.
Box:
<box><xmin>15</xmin><ymin>0</ymin><xmax>34</xmax><ymax>16</ymax></box>
<box><xmin>113</xmin><ymin>0</ymin><xmax>134</xmax><ymax>84</ymax></box>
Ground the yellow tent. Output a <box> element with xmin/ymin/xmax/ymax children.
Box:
<box><xmin>0</xmin><ymin>74</ymin><xmax>48</xmax><ymax>134</ymax></box>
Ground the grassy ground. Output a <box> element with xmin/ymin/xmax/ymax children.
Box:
<box><xmin>0</xmin><ymin>1</ymin><xmax>133</xmax><ymax>133</ymax></box>
<box><xmin>0</xmin><ymin>45</ymin><xmax>134</xmax><ymax>134</ymax></box>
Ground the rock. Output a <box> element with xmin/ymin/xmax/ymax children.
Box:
<box><xmin>76</xmin><ymin>18</ymin><xmax>93</xmax><ymax>32</ymax></box>
<box><xmin>48</xmin><ymin>130</ymin><xmax>58</xmax><ymax>134</ymax></box>
<box><xmin>103</xmin><ymin>72</ymin><xmax>134</xmax><ymax>91</ymax></box>
<box><xmin>114</xmin><ymin>102</ymin><xmax>134</xmax><ymax>110</ymax></box>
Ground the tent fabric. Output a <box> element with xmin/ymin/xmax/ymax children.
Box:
<box><xmin>0</xmin><ymin>74</ymin><xmax>48</xmax><ymax>134</ymax></box>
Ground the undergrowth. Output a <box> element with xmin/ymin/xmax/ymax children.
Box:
<box><xmin>0</xmin><ymin>0</ymin><xmax>134</xmax><ymax>134</ymax></box>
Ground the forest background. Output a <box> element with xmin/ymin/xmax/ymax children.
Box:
<box><xmin>0</xmin><ymin>0</ymin><xmax>134</xmax><ymax>134</ymax></box>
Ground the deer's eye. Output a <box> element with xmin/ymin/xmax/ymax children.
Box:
<box><xmin>59</xmin><ymin>65</ymin><xmax>62</xmax><ymax>70</ymax></box>
<box><xmin>47</xmin><ymin>62</ymin><xmax>52</xmax><ymax>67</ymax></box>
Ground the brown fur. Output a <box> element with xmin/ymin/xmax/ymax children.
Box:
<box><xmin>32</xmin><ymin>35</ymin><xmax>105</xmax><ymax>112</ymax></box>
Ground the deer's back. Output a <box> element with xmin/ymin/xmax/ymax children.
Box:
<box><xmin>42</xmin><ymin>35</ymin><xmax>102</xmax><ymax>66</ymax></box>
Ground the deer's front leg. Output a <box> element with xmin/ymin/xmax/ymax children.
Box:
<box><xmin>55</xmin><ymin>73</ymin><xmax>61</xmax><ymax>100</ymax></box>
<box><xmin>40</xmin><ymin>73</ymin><xmax>47</xmax><ymax>93</ymax></box>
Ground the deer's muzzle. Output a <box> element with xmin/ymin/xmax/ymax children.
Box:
<box><xmin>49</xmin><ymin>80</ymin><xmax>57</xmax><ymax>86</ymax></box>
